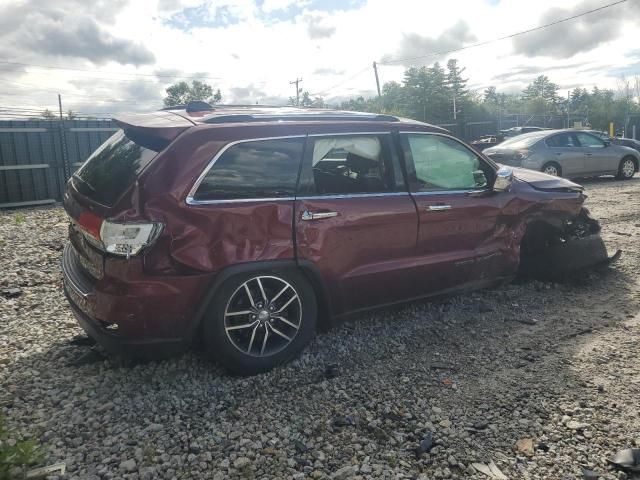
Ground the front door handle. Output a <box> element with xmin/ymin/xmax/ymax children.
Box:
<box><xmin>585</xmin><ymin>153</ymin><xmax>593</xmax><ymax>156</ymax></box>
<box><xmin>427</xmin><ymin>205</ymin><xmax>451</xmax><ymax>212</ymax></box>
<box><xmin>301</xmin><ymin>210</ymin><xmax>339</xmax><ymax>221</ymax></box>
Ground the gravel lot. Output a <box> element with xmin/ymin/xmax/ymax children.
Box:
<box><xmin>1</xmin><ymin>177</ymin><xmax>640</xmax><ymax>480</ymax></box>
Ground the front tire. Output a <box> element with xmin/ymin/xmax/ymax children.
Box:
<box><xmin>203</xmin><ymin>270</ymin><xmax>317</xmax><ymax>375</ymax></box>
<box><xmin>542</xmin><ymin>162</ymin><xmax>562</xmax><ymax>177</ymax></box>
<box><xmin>616</xmin><ymin>156</ymin><xmax>636</xmax><ymax>180</ymax></box>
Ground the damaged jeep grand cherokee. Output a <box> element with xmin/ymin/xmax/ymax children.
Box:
<box><xmin>61</xmin><ymin>104</ymin><xmax>616</xmax><ymax>375</ymax></box>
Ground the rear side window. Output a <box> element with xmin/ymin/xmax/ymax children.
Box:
<box><xmin>73</xmin><ymin>130</ymin><xmax>164</xmax><ymax>207</ymax></box>
<box><xmin>546</xmin><ymin>133</ymin><xmax>577</xmax><ymax>148</ymax></box>
<box><xmin>193</xmin><ymin>138</ymin><xmax>304</xmax><ymax>201</ymax></box>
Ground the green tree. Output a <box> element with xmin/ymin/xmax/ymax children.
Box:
<box><xmin>522</xmin><ymin>75</ymin><xmax>560</xmax><ymax>114</ymax></box>
<box><xmin>163</xmin><ymin>80</ymin><xmax>222</xmax><ymax>107</ymax></box>
<box><xmin>295</xmin><ymin>91</ymin><xmax>326</xmax><ymax>108</ymax></box>
<box><xmin>66</xmin><ymin>109</ymin><xmax>77</xmax><ymax>120</ymax></box>
<box><xmin>41</xmin><ymin>109</ymin><xmax>56</xmax><ymax>120</ymax></box>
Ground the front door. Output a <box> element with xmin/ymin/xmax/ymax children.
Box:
<box><xmin>574</xmin><ymin>131</ymin><xmax>620</xmax><ymax>174</ymax></box>
<box><xmin>400</xmin><ymin>132</ymin><xmax>515</xmax><ymax>292</ymax></box>
<box><xmin>295</xmin><ymin>132</ymin><xmax>419</xmax><ymax>315</ymax></box>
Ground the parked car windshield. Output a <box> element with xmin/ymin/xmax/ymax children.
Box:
<box><xmin>72</xmin><ymin>130</ymin><xmax>165</xmax><ymax>207</ymax></box>
<box><xmin>498</xmin><ymin>131</ymin><xmax>548</xmax><ymax>148</ymax></box>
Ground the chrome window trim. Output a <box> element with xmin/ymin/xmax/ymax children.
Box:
<box><xmin>185</xmin><ymin>135</ymin><xmax>306</xmax><ymax>205</ymax></box>
<box><xmin>411</xmin><ymin>189</ymin><xmax>476</xmax><ymax>196</ymax></box>
<box><xmin>307</xmin><ymin>131</ymin><xmax>391</xmax><ymax>137</ymax></box>
<box><xmin>186</xmin><ymin>132</ymin><xmax>399</xmax><ymax>206</ymax></box>
<box><xmin>297</xmin><ymin>192</ymin><xmax>409</xmax><ymax>200</ymax></box>
<box><xmin>399</xmin><ymin>130</ymin><xmax>492</xmax><ymax>195</ymax></box>
<box><xmin>188</xmin><ymin>196</ymin><xmax>296</xmax><ymax>205</ymax></box>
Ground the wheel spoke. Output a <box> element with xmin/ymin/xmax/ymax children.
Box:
<box><xmin>270</xmin><ymin>284</ymin><xmax>289</xmax><ymax>304</ymax></box>
<box><xmin>224</xmin><ymin>276</ymin><xmax>302</xmax><ymax>358</ymax></box>
<box><xmin>269</xmin><ymin>324</ymin><xmax>292</xmax><ymax>342</ymax></box>
<box><xmin>256</xmin><ymin>277</ymin><xmax>267</xmax><ymax>303</ymax></box>
<box><xmin>243</xmin><ymin>283</ymin><xmax>256</xmax><ymax>308</ymax></box>
<box><xmin>260</xmin><ymin>325</ymin><xmax>270</xmax><ymax>355</ymax></box>
<box><xmin>225</xmin><ymin>310</ymin><xmax>252</xmax><ymax>317</ymax></box>
<box><xmin>226</xmin><ymin>320</ymin><xmax>258</xmax><ymax>331</ymax></box>
<box><xmin>247</xmin><ymin>323</ymin><xmax>259</xmax><ymax>353</ymax></box>
<box><xmin>273</xmin><ymin>315</ymin><xmax>299</xmax><ymax>330</ymax></box>
<box><xmin>274</xmin><ymin>293</ymin><xmax>298</xmax><ymax>313</ymax></box>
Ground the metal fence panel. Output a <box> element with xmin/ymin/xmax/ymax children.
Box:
<box><xmin>0</xmin><ymin>119</ymin><xmax>117</xmax><ymax>208</ymax></box>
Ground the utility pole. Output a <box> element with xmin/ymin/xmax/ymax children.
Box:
<box><xmin>453</xmin><ymin>93</ymin><xmax>457</xmax><ymax>121</ymax></box>
<box><xmin>57</xmin><ymin>93</ymin><xmax>70</xmax><ymax>180</ymax></box>
<box><xmin>372</xmin><ymin>62</ymin><xmax>381</xmax><ymax>98</ymax></box>
<box><xmin>58</xmin><ymin>94</ymin><xmax>64</xmax><ymax>120</ymax></box>
<box><xmin>566</xmin><ymin>90</ymin><xmax>570</xmax><ymax>128</ymax></box>
<box><xmin>290</xmin><ymin>78</ymin><xmax>302</xmax><ymax>106</ymax></box>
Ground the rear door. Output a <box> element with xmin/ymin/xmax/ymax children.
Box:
<box><xmin>294</xmin><ymin>132</ymin><xmax>419</xmax><ymax>315</ymax></box>
<box><xmin>544</xmin><ymin>132</ymin><xmax>585</xmax><ymax>176</ymax></box>
<box><xmin>400</xmin><ymin>132</ymin><xmax>516</xmax><ymax>291</ymax></box>
<box><xmin>574</xmin><ymin>131</ymin><xmax>619</xmax><ymax>174</ymax></box>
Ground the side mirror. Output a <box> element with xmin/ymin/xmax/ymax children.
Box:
<box><xmin>494</xmin><ymin>166</ymin><xmax>514</xmax><ymax>192</ymax></box>
<box><xmin>603</xmin><ymin>139</ymin><xmax>611</xmax><ymax>147</ymax></box>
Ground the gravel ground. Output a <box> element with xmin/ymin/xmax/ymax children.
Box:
<box><xmin>1</xmin><ymin>177</ymin><xmax>640</xmax><ymax>480</ymax></box>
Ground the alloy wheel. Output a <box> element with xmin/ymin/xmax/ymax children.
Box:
<box><xmin>622</xmin><ymin>159</ymin><xmax>635</xmax><ymax>178</ymax></box>
<box><xmin>224</xmin><ymin>276</ymin><xmax>302</xmax><ymax>357</ymax></box>
<box><xmin>543</xmin><ymin>165</ymin><xmax>559</xmax><ymax>176</ymax></box>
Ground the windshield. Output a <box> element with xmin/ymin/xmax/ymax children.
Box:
<box><xmin>498</xmin><ymin>132</ymin><xmax>548</xmax><ymax>149</ymax></box>
<box><xmin>72</xmin><ymin>130</ymin><xmax>165</xmax><ymax>207</ymax></box>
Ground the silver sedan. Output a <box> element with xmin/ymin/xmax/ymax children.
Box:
<box><xmin>484</xmin><ymin>130</ymin><xmax>639</xmax><ymax>179</ymax></box>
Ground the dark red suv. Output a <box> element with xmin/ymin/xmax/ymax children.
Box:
<box><xmin>62</xmin><ymin>105</ymin><xmax>610</xmax><ymax>374</ymax></box>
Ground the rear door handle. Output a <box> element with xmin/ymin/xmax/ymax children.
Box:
<box><xmin>301</xmin><ymin>210</ymin><xmax>339</xmax><ymax>221</ymax></box>
<box><xmin>427</xmin><ymin>205</ymin><xmax>451</xmax><ymax>211</ymax></box>
<box><xmin>585</xmin><ymin>153</ymin><xmax>593</xmax><ymax>156</ymax></box>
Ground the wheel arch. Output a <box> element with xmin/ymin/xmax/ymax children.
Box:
<box><xmin>188</xmin><ymin>259</ymin><xmax>334</xmax><ymax>341</ymax></box>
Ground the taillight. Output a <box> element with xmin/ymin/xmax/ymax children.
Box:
<box><xmin>76</xmin><ymin>212</ymin><xmax>162</xmax><ymax>258</ymax></box>
<box><xmin>77</xmin><ymin>210</ymin><xmax>102</xmax><ymax>240</ymax></box>
<box><xmin>99</xmin><ymin>221</ymin><xmax>163</xmax><ymax>257</ymax></box>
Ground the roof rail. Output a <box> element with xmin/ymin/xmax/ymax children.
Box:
<box><xmin>203</xmin><ymin>113</ymin><xmax>400</xmax><ymax>124</ymax></box>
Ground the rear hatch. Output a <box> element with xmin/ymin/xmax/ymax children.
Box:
<box><xmin>67</xmin><ymin>111</ymin><xmax>193</xmax><ymax>213</ymax></box>
<box><xmin>64</xmin><ymin>111</ymin><xmax>193</xmax><ymax>279</ymax></box>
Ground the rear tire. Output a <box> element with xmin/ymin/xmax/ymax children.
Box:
<box><xmin>542</xmin><ymin>162</ymin><xmax>562</xmax><ymax>177</ymax></box>
<box><xmin>616</xmin><ymin>156</ymin><xmax>636</xmax><ymax>180</ymax></box>
<box><xmin>203</xmin><ymin>270</ymin><xmax>317</xmax><ymax>375</ymax></box>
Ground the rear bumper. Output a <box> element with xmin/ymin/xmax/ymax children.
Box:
<box><xmin>64</xmin><ymin>288</ymin><xmax>186</xmax><ymax>359</ymax></box>
<box><xmin>61</xmin><ymin>243</ymin><xmax>210</xmax><ymax>358</ymax></box>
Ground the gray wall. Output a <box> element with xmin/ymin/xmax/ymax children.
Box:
<box><xmin>0</xmin><ymin>119</ymin><xmax>118</xmax><ymax>208</ymax></box>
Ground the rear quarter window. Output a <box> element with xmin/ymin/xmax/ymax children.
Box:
<box><xmin>73</xmin><ymin>130</ymin><xmax>164</xmax><ymax>207</ymax></box>
<box><xmin>192</xmin><ymin>138</ymin><xmax>304</xmax><ymax>201</ymax></box>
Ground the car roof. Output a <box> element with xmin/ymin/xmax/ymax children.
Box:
<box><xmin>160</xmin><ymin>103</ymin><xmax>438</xmax><ymax>128</ymax></box>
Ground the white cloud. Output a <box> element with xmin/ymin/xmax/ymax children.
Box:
<box><xmin>1</xmin><ymin>0</ymin><xmax>638</xmax><ymax>114</ymax></box>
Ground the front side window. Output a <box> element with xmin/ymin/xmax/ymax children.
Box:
<box><xmin>193</xmin><ymin>138</ymin><xmax>304</xmax><ymax>201</ymax></box>
<box><xmin>403</xmin><ymin>134</ymin><xmax>488</xmax><ymax>191</ymax></box>
<box><xmin>575</xmin><ymin>132</ymin><xmax>605</xmax><ymax>148</ymax></box>
<box><xmin>302</xmin><ymin>135</ymin><xmax>397</xmax><ymax>195</ymax></box>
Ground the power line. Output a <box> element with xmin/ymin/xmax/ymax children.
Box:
<box><xmin>0</xmin><ymin>59</ymin><xmax>222</xmax><ymax>82</ymax></box>
<box><xmin>309</xmin><ymin>65</ymin><xmax>371</xmax><ymax>97</ymax></box>
<box><xmin>380</xmin><ymin>0</ymin><xmax>629</xmax><ymax>65</ymax></box>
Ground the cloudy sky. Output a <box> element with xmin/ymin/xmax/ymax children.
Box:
<box><xmin>0</xmin><ymin>0</ymin><xmax>639</xmax><ymax>116</ymax></box>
